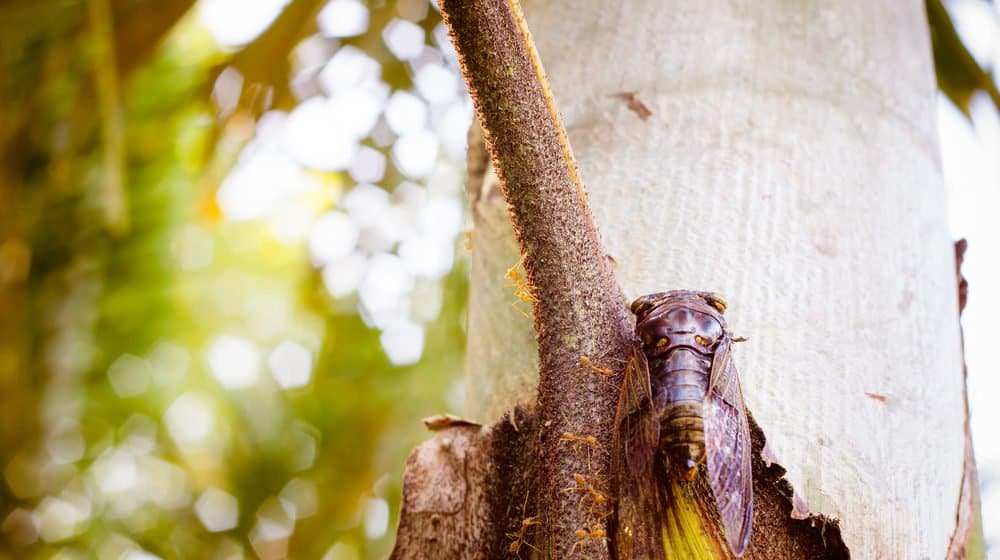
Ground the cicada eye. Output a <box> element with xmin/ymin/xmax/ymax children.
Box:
<box><xmin>630</xmin><ymin>297</ymin><xmax>651</xmax><ymax>317</ymax></box>
<box><xmin>655</xmin><ymin>337</ymin><xmax>670</xmax><ymax>348</ymax></box>
<box><xmin>694</xmin><ymin>335</ymin><xmax>710</xmax><ymax>346</ymax></box>
<box><xmin>631</xmin><ymin>293</ymin><xmax>668</xmax><ymax>319</ymax></box>
<box><xmin>703</xmin><ymin>293</ymin><xmax>727</xmax><ymax>313</ymax></box>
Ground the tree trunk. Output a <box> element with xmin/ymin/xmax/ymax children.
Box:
<box><xmin>397</xmin><ymin>1</ymin><xmax>975</xmax><ymax>558</ymax></box>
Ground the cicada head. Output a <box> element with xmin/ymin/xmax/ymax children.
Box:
<box><xmin>631</xmin><ymin>291</ymin><xmax>728</xmax><ymax>356</ymax></box>
<box><xmin>630</xmin><ymin>290</ymin><xmax>728</xmax><ymax>320</ymax></box>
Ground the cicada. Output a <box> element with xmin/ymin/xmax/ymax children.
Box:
<box><xmin>613</xmin><ymin>290</ymin><xmax>753</xmax><ymax>558</ymax></box>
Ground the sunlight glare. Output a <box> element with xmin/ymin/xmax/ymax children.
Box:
<box><xmin>107</xmin><ymin>354</ymin><xmax>152</xmax><ymax>398</ymax></box>
<box><xmin>414</xmin><ymin>63</ymin><xmax>458</xmax><ymax>104</ymax></box>
<box><xmin>349</xmin><ymin>146</ymin><xmax>387</xmax><ymax>184</ymax></box>
<box><xmin>206</xmin><ymin>335</ymin><xmax>261</xmax><ymax>390</ymax></box>
<box><xmin>317</xmin><ymin>0</ymin><xmax>369</xmax><ymax>38</ymax></box>
<box><xmin>309</xmin><ymin>211</ymin><xmax>360</xmax><ymax>266</ymax></box>
<box><xmin>385</xmin><ymin>91</ymin><xmax>428</xmax><ymax>135</ymax></box>
<box><xmin>328</xmin><ymin>89</ymin><xmax>383</xmax><ymax>138</ymax></box>
<box><xmin>321</xmin><ymin>252</ymin><xmax>367</xmax><ymax>298</ymax></box>
<box><xmin>35</xmin><ymin>494</ymin><xmax>90</xmax><ymax>542</ymax></box>
<box><xmin>432</xmin><ymin>22</ymin><xmax>458</xmax><ymax>65</ymax></box>
<box><xmin>217</xmin><ymin>144</ymin><xmax>307</xmax><ymax>220</ymax></box>
<box><xmin>318</xmin><ymin>46</ymin><xmax>380</xmax><ymax>95</ymax></box>
<box><xmin>383</xmin><ymin>19</ymin><xmax>425</xmax><ymax>60</ymax></box>
<box><xmin>45</xmin><ymin>421</ymin><xmax>84</xmax><ymax>465</ymax></box>
<box><xmin>399</xmin><ymin>235</ymin><xmax>453</xmax><ymax>280</ymax></box>
<box><xmin>280</xmin><ymin>478</ymin><xmax>318</xmax><ymax>520</ymax></box>
<box><xmin>379</xmin><ymin>320</ymin><xmax>424</xmax><ymax>366</ymax></box>
<box><xmin>418</xmin><ymin>197</ymin><xmax>463</xmax><ymax>239</ymax></box>
<box><xmin>436</xmin><ymin>100</ymin><xmax>474</xmax><ymax>159</ymax></box>
<box><xmin>268</xmin><ymin>341</ymin><xmax>313</xmax><ymax>389</ymax></box>
<box><xmin>199</xmin><ymin>0</ymin><xmax>291</xmax><ymax>47</ymax></box>
<box><xmin>148</xmin><ymin>340</ymin><xmax>190</xmax><ymax>387</ymax></box>
<box><xmin>164</xmin><ymin>393</ymin><xmax>215</xmax><ymax>444</ymax></box>
<box><xmin>91</xmin><ymin>449</ymin><xmax>138</xmax><ymax>494</ymax></box>
<box><xmin>359</xmin><ymin>254</ymin><xmax>413</xmax><ymax>313</ymax></box>
<box><xmin>340</xmin><ymin>184</ymin><xmax>389</xmax><ymax>227</ymax></box>
<box><xmin>947</xmin><ymin>0</ymin><xmax>1000</xmax><ymax>67</ymax></box>
<box><xmin>363</xmin><ymin>498</ymin><xmax>389</xmax><ymax>540</ymax></box>
<box><xmin>392</xmin><ymin>130</ymin><xmax>439</xmax><ymax>179</ymax></box>
<box><xmin>195</xmin><ymin>488</ymin><xmax>239</xmax><ymax>532</ymax></box>
<box><xmin>282</xmin><ymin>98</ymin><xmax>358</xmax><ymax>171</ymax></box>
<box><xmin>141</xmin><ymin>457</ymin><xmax>190</xmax><ymax>510</ymax></box>
<box><xmin>269</xmin><ymin>197</ymin><xmax>320</xmax><ymax>244</ymax></box>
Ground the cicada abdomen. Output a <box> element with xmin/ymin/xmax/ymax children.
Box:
<box><xmin>617</xmin><ymin>290</ymin><xmax>754</xmax><ymax>557</ymax></box>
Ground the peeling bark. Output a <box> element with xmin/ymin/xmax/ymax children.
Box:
<box><xmin>392</xmin><ymin>420</ymin><xmax>492</xmax><ymax>558</ymax></box>
<box><xmin>945</xmin><ymin>240</ymin><xmax>985</xmax><ymax>560</ymax></box>
<box><xmin>392</xmin><ymin>409</ymin><xmax>539</xmax><ymax>559</ymax></box>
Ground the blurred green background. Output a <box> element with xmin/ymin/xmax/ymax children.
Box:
<box><xmin>1</xmin><ymin>0</ymin><xmax>999</xmax><ymax>559</ymax></box>
<box><xmin>1</xmin><ymin>0</ymin><xmax>471</xmax><ymax>558</ymax></box>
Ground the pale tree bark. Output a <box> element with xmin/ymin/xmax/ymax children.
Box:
<box><xmin>395</xmin><ymin>1</ymin><xmax>977</xmax><ymax>558</ymax></box>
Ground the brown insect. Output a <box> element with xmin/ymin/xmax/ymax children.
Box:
<box><xmin>504</xmin><ymin>255</ymin><xmax>537</xmax><ymax>317</ymax></box>
<box><xmin>506</xmin><ymin>492</ymin><xmax>539</xmax><ymax>557</ymax></box>
<box><xmin>559</xmin><ymin>432</ymin><xmax>606</xmax><ymax>453</ymax></box>
<box><xmin>563</xmin><ymin>473</ymin><xmax>611</xmax><ymax>516</ymax></box>
<box><xmin>578</xmin><ymin>355</ymin><xmax>615</xmax><ymax>377</ymax></box>
<box><xmin>558</xmin><ymin>431</ymin><xmax>607</xmax><ymax>471</ymax></box>
<box><xmin>614</xmin><ymin>290</ymin><xmax>753</xmax><ymax>557</ymax></box>
<box><xmin>569</xmin><ymin>524</ymin><xmax>609</xmax><ymax>557</ymax></box>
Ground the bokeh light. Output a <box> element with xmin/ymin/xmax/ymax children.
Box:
<box><xmin>268</xmin><ymin>341</ymin><xmax>313</xmax><ymax>389</ymax></box>
<box><xmin>195</xmin><ymin>488</ymin><xmax>240</xmax><ymax>533</ymax></box>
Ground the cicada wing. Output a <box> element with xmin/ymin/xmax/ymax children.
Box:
<box><xmin>613</xmin><ymin>343</ymin><xmax>664</xmax><ymax>559</ymax></box>
<box><xmin>705</xmin><ymin>337</ymin><xmax>754</xmax><ymax>557</ymax></box>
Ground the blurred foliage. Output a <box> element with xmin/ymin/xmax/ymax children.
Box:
<box><xmin>1</xmin><ymin>0</ymin><xmax>464</xmax><ymax>558</ymax></box>
<box><xmin>0</xmin><ymin>0</ymin><xmax>996</xmax><ymax>559</ymax></box>
<box><xmin>928</xmin><ymin>0</ymin><xmax>1000</xmax><ymax>117</ymax></box>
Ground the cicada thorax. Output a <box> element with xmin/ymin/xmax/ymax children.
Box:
<box><xmin>633</xmin><ymin>291</ymin><xmax>728</xmax><ymax>478</ymax></box>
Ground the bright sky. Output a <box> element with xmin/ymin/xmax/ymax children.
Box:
<box><xmin>936</xmin><ymin>0</ymin><xmax>1000</xmax><ymax>553</ymax></box>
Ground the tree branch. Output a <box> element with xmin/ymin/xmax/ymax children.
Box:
<box><xmin>88</xmin><ymin>0</ymin><xmax>129</xmax><ymax>234</ymax></box>
<box><xmin>440</xmin><ymin>1</ymin><xmax>633</xmax><ymax>556</ymax></box>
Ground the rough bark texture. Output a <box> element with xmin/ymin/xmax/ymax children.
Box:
<box><xmin>461</xmin><ymin>1</ymin><xmax>966</xmax><ymax>558</ymax></box>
